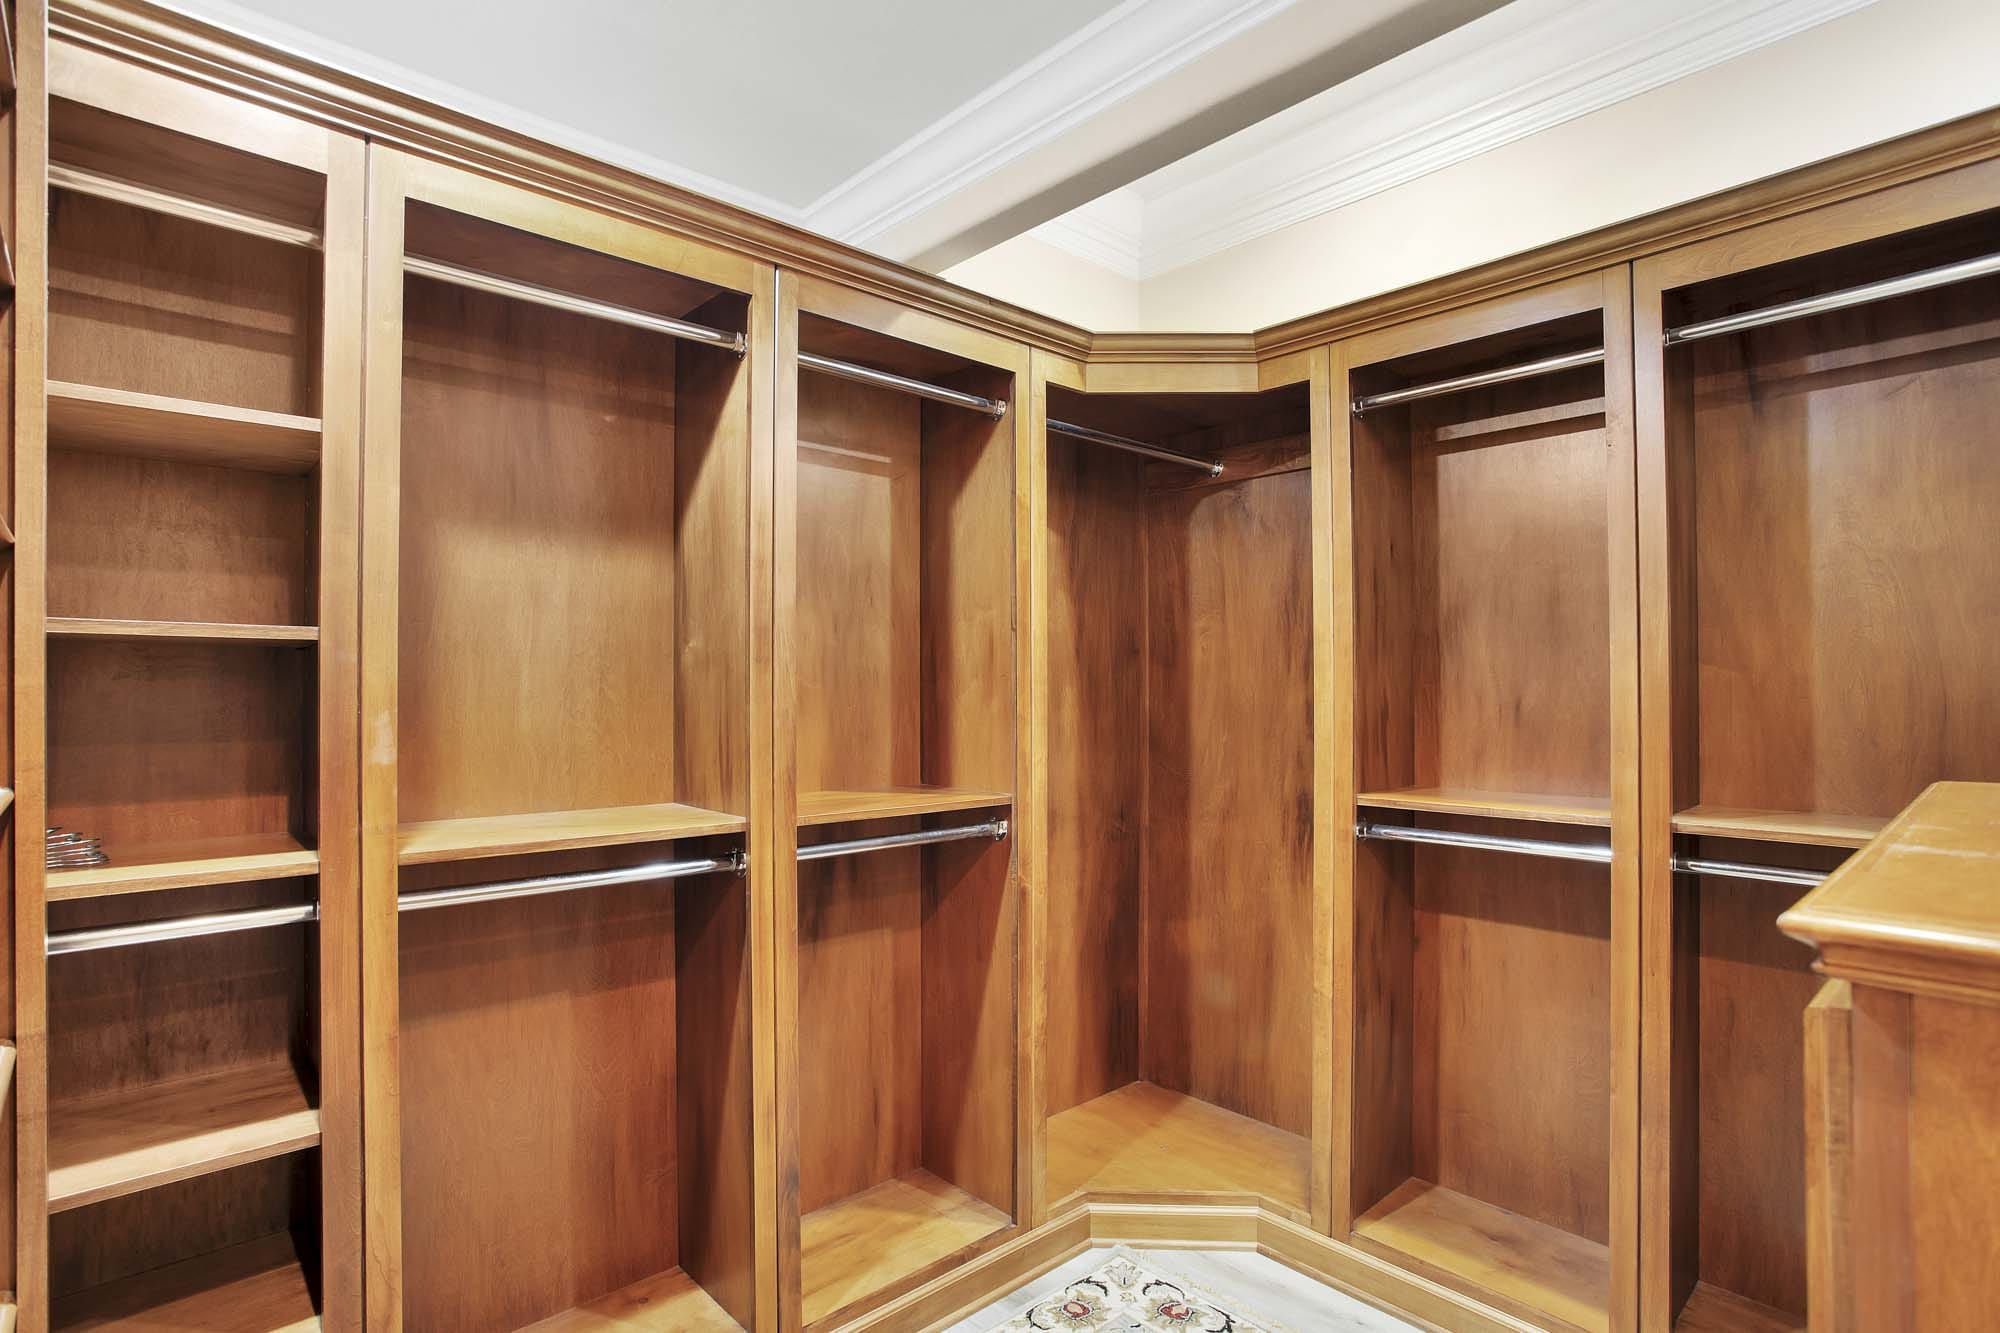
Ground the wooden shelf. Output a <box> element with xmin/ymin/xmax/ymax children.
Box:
<box><xmin>798</xmin><ymin>786</ymin><xmax>1011</xmax><ymax>828</ymax></box>
<box><xmin>48</xmin><ymin>617</ymin><xmax>318</xmax><ymax>646</ymax></box>
<box><xmin>0</xmin><ymin>787</ymin><xmax>12</xmax><ymax>818</ymax></box>
<box><xmin>1359</xmin><ymin>786</ymin><xmax>1612</xmax><ymax>827</ymax></box>
<box><xmin>1047</xmin><ymin>1081</ymin><xmax>1311</xmax><ymax>1222</ymax></box>
<box><xmin>800</xmin><ymin>1169</ymin><xmax>1009</xmax><ymax>1327</ymax></box>
<box><xmin>520</xmin><ymin>1267</ymin><xmax>741</xmax><ymax>1332</ymax></box>
<box><xmin>0</xmin><ymin>1042</ymin><xmax>14</xmax><ymax>1106</ymax></box>
<box><xmin>397</xmin><ymin>802</ymin><xmax>747</xmax><ymax>865</ymax></box>
<box><xmin>51</xmin><ymin>1232</ymin><xmax>317</xmax><ymax>1332</ymax></box>
<box><xmin>49</xmin><ymin>1060</ymin><xmax>320</xmax><ymax>1212</ymax></box>
<box><xmin>48</xmin><ymin>381</ymin><xmax>322</xmax><ymax>474</ymax></box>
<box><xmin>1674</xmin><ymin>1282</ymin><xmax>1805</xmax><ymax>1333</ymax></box>
<box><xmin>47</xmin><ymin>832</ymin><xmax>318</xmax><ymax>902</ymax></box>
<box><xmin>1673</xmin><ymin>804</ymin><xmax>1886</xmax><ymax>849</ymax></box>
<box><xmin>1353</xmin><ymin>1178</ymin><xmax>1609</xmax><ymax>1333</ymax></box>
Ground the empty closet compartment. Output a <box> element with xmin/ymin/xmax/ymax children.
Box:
<box><xmin>791</xmin><ymin>314</ymin><xmax>1016</xmax><ymax>828</ymax></box>
<box><xmin>1348</xmin><ymin>310</ymin><xmax>1612</xmax><ymax>828</ymax></box>
<box><xmin>785</xmin><ymin>310</ymin><xmax>1019</xmax><ymax>1326</ymax></box>
<box><xmin>1656</xmin><ymin>207</ymin><xmax>2000</xmax><ymax>849</ymax></box>
<box><xmin>1642</xmin><ymin>197</ymin><xmax>2000</xmax><ymax>1332</ymax></box>
<box><xmin>793</xmin><ymin>818</ymin><xmax>1016</xmax><ymax>1328</ymax></box>
<box><xmin>45</xmin><ymin>882</ymin><xmax>325</xmax><ymax>1329</ymax></box>
<box><xmin>1344</xmin><ymin>305</ymin><xmax>1621</xmax><ymax>1332</ymax></box>
<box><xmin>384</xmin><ymin>187</ymin><xmax>758</xmax><ymax>1329</ymax></box>
<box><xmin>45</xmin><ymin>96</ymin><xmax>325</xmax><ymax>884</ymax></box>
<box><xmin>1040</xmin><ymin>383</ymin><xmax>1315</xmax><ymax>1222</ymax></box>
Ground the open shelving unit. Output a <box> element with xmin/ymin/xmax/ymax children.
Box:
<box><xmin>33</xmin><ymin>65</ymin><xmax>361</xmax><ymax>1329</ymax></box>
<box><xmin>1338</xmin><ymin>273</ymin><xmax>1636</xmax><ymax>1333</ymax></box>
<box><xmin>1038</xmin><ymin>375</ymin><xmax>1319</xmax><ymax>1225</ymax></box>
<box><xmin>780</xmin><ymin>289</ymin><xmax>1022</xmax><ymax>1329</ymax></box>
<box><xmin>1638</xmin><ymin>170</ymin><xmax>2000</xmax><ymax>1333</ymax></box>
<box><xmin>360</xmin><ymin>149</ymin><xmax>763</xmax><ymax>1332</ymax></box>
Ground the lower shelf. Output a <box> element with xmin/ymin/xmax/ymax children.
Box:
<box><xmin>1675</xmin><ymin>1282</ymin><xmax>1805</xmax><ymax>1333</ymax></box>
<box><xmin>521</xmin><ymin>1267</ymin><xmax>742</xmax><ymax>1332</ymax></box>
<box><xmin>47</xmin><ymin>832</ymin><xmax>319</xmax><ymax>901</ymax></box>
<box><xmin>52</xmin><ymin>1231</ymin><xmax>317</xmax><ymax>1331</ymax></box>
<box><xmin>49</xmin><ymin>1060</ymin><xmax>320</xmax><ymax>1211</ymax></box>
<box><xmin>1352</xmin><ymin>1178</ymin><xmax>1609</xmax><ymax>1333</ymax></box>
<box><xmin>798</xmin><ymin>786</ymin><xmax>1011</xmax><ymax>827</ymax></box>
<box><xmin>800</xmin><ymin>1169</ymin><xmax>1009</xmax><ymax>1328</ymax></box>
<box><xmin>1047</xmin><ymin>1081</ymin><xmax>1311</xmax><ymax>1222</ymax></box>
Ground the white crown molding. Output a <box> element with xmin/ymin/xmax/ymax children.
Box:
<box><xmin>1036</xmin><ymin>0</ymin><xmax>1879</xmax><ymax>280</ymax></box>
<box><xmin>1027</xmin><ymin>189</ymin><xmax>1149</xmax><ymax>279</ymax></box>
<box><xmin>150</xmin><ymin>0</ymin><xmax>809</xmax><ymax>225</ymax></box>
<box><xmin>802</xmin><ymin>0</ymin><xmax>1297</xmax><ymax>248</ymax></box>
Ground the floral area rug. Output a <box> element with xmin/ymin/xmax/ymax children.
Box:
<box><xmin>988</xmin><ymin>1251</ymin><xmax>1288</xmax><ymax>1331</ymax></box>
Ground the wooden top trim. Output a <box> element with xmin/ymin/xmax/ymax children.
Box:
<box><xmin>48</xmin><ymin>1</ymin><xmax>2000</xmax><ymax>366</ymax></box>
<box><xmin>1779</xmin><ymin>783</ymin><xmax>2000</xmax><ymax>1006</ymax></box>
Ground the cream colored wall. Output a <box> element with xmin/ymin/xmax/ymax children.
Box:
<box><xmin>945</xmin><ymin>0</ymin><xmax>2000</xmax><ymax>332</ymax></box>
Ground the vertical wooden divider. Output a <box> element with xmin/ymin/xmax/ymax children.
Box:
<box><xmin>1304</xmin><ymin>343</ymin><xmax>1338</xmax><ymax>1237</ymax></box>
<box><xmin>769</xmin><ymin>270</ymin><xmax>802</xmax><ymax>1333</ymax></box>
<box><xmin>746</xmin><ymin>265</ymin><xmax>780</xmax><ymax>1333</ymax></box>
<box><xmin>10</xmin><ymin>3</ymin><xmax>47</xmax><ymax>1325</ymax></box>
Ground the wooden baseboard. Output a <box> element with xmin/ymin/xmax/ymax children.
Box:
<box><xmin>835</xmin><ymin>1197</ymin><xmax>1541</xmax><ymax>1333</ymax></box>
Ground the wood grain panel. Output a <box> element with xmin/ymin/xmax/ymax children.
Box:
<box><xmin>49</xmin><ymin>189</ymin><xmax>319</xmax><ymax>416</ymax></box>
<box><xmin>921</xmin><ymin>833</ymin><xmax>1016</xmax><ymax>1214</ymax></box>
<box><xmin>397</xmin><ymin>858</ymin><xmax>689</xmax><ymax>1331</ymax></box>
<box><xmin>1907</xmin><ymin>994</ymin><xmax>2000</xmax><ymax>1333</ymax></box>
<box><xmin>1689</xmin><ymin>281</ymin><xmax>2000</xmax><ymax>820</ymax></box>
<box><xmin>794</xmin><ymin>842</ymin><xmax>922</xmax><ymax>1215</ymax></box>
<box><xmin>46</xmin><ymin>639</ymin><xmax>309</xmax><ymax>855</ymax></box>
<box><xmin>48</xmin><ymin>448</ymin><xmax>311</xmax><ymax>625</ymax></box>
<box><xmin>1042</xmin><ymin>437</ymin><xmax>1144</xmax><ymax>1114</ymax></box>
<box><xmin>793</xmin><ymin>374</ymin><xmax>921</xmax><ymax>792</ymax></box>
<box><xmin>398</xmin><ymin>273</ymin><xmax>677</xmax><ymax>824</ymax></box>
<box><xmin>1413</xmin><ymin>833</ymin><xmax>1611</xmax><ymax>1244</ymax></box>
<box><xmin>675</xmin><ymin>870</ymin><xmax>755</xmax><ymax>1327</ymax></box>
<box><xmin>1142</xmin><ymin>468</ymin><xmax>1313</xmax><ymax>1136</ymax></box>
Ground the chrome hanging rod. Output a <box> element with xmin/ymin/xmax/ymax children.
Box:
<box><xmin>1671</xmin><ymin>854</ymin><xmax>1829</xmax><ymax>888</ymax></box>
<box><xmin>50</xmin><ymin>163</ymin><xmax>323</xmax><ymax>250</ymax></box>
<box><xmin>1352</xmin><ymin>347</ymin><xmax>1605</xmax><ymax>416</ymax></box>
<box><xmin>1047</xmin><ymin>419</ymin><xmax>1223</xmax><ymax>476</ymax></box>
<box><xmin>1355</xmin><ymin>820</ymin><xmax>1613</xmax><ymax>865</ymax></box>
<box><xmin>800</xmin><ymin>819</ymin><xmax>1009</xmax><ymax>864</ymax></box>
<box><xmin>399</xmin><ymin>850</ymin><xmax>744</xmax><ymax>913</ymax></box>
<box><xmin>405</xmin><ymin>256</ymin><xmax>746</xmax><ymax>356</ymax></box>
<box><xmin>48</xmin><ymin>902</ymin><xmax>318</xmax><ymax>956</ymax></box>
<box><xmin>1665</xmin><ymin>251</ymin><xmax>2000</xmax><ymax>345</ymax></box>
<box><xmin>798</xmin><ymin>351</ymin><xmax>1007</xmax><ymax>419</ymax></box>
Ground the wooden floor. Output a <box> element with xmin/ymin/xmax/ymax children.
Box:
<box><xmin>1046</xmin><ymin>1081</ymin><xmax>1312</xmax><ymax>1221</ymax></box>
<box><xmin>1674</xmin><ymin>1281</ymin><xmax>1806</xmax><ymax>1333</ymax></box>
<box><xmin>1352</xmin><ymin>1177</ymin><xmax>1610</xmax><ymax>1333</ymax></box>
<box><xmin>52</xmin><ymin>1232</ymin><xmax>318</xmax><ymax>1331</ymax></box>
<box><xmin>521</xmin><ymin>1267</ymin><xmax>742</xmax><ymax>1332</ymax></box>
<box><xmin>800</xmin><ymin>1169</ymin><xmax>1010</xmax><ymax>1328</ymax></box>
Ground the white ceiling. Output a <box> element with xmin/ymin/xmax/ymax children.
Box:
<box><xmin>158</xmin><ymin>0</ymin><xmax>1507</xmax><ymax>265</ymax></box>
<box><xmin>164</xmin><ymin>0</ymin><xmax>1127</xmax><ymax>210</ymax></box>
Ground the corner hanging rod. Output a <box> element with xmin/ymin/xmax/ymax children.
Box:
<box><xmin>49</xmin><ymin>162</ymin><xmax>322</xmax><ymax>250</ymax></box>
<box><xmin>398</xmin><ymin>850</ymin><xmax>744</xmax><ymax>914</ymax></box>
<box><xmin>405</xmin><ymin>256</ymin><xmax>747</xmax><ymax>356</ymax></box>
<box><xmin>1355</xmin><ymin>821</ymin><xmax>1612</xmax><ymax>865</ymax></box>
<box><xmin>1352</xmin><ymin>347</ymin><xmax>1605</xmax><ymax>416</ymax></box>
<box><xmin>1671</xmin><ymin>854</ymin><xmax>1829</xmax><ymax>888</ymax></box>
<box><xmin>1664</xmin><ymin>250</ymin><xmax>2000</xmax><ymax>345</ymax></box>
<box><xmin>800</xmin><ymin>819</ymin><xmax>1009</xmax><ymax>864</ymax></box>
<box><xmin>798</xmin><ymin>351</ymin><xmax>1007</xmax><ymax>419</ymax></box>
<box><xmin>1047</xmin><ymin>419</ymin><xmax>1223</xmax><ymax>476</ymax></box>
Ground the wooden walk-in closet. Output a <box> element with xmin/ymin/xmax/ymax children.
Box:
<box><xmin>2</xmin><ymin>4</ymin><xmax>1999</xmax><ymax>1331</ymax></box>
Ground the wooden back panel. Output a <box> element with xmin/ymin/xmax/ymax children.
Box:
<box><xmin>1141</xmin><ymin>462</ymin><xmax>1314</xmax><ymax>1136</ymax></box>
<box><xmin>1685</xmin><ymin>279</ymin><xmax>2000</xmax><ymax>818</ymax></box>
<box><xmin>397</xmin><ymin>275</ymin><xmax>678</xmax><ymax>824</ymax></box>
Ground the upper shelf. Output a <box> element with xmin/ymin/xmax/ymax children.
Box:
<box><xmin>48</xmin><ymin>618</ymin><xmax>319</xmax><ymax>647</ymax></box>
<box><xmin>48</xmin><ymin>381</ymin><xmax>323</xmax><ymax>474</ymax></box>
<box><xmin>49</xmin><ymin>1059</ymin><xmax>321</xmax><ymax>1212</ymax></box>
<box><xmin>1672</xmin><ymin>804</ymin><xmax>1887</xmax><ymax>850</ymax></box>
<box><xmin>47</xmin><ymin>832</ymin><xmax>319</xmax><ymax>902</ymax></box>
<box><xmin>799</xmin><ymin>786</ymin><xmax>1012</xmax><ymax>828</ymax></box>
<box><xmin>1358</xmin><ymin>786</ymin><xmax>1612</xmax><ymax>828</ymax></box>
<box><xmin>397</xmin><ymin>802</ymin><xmax>748</xmax><ymax>865</ymax></box>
